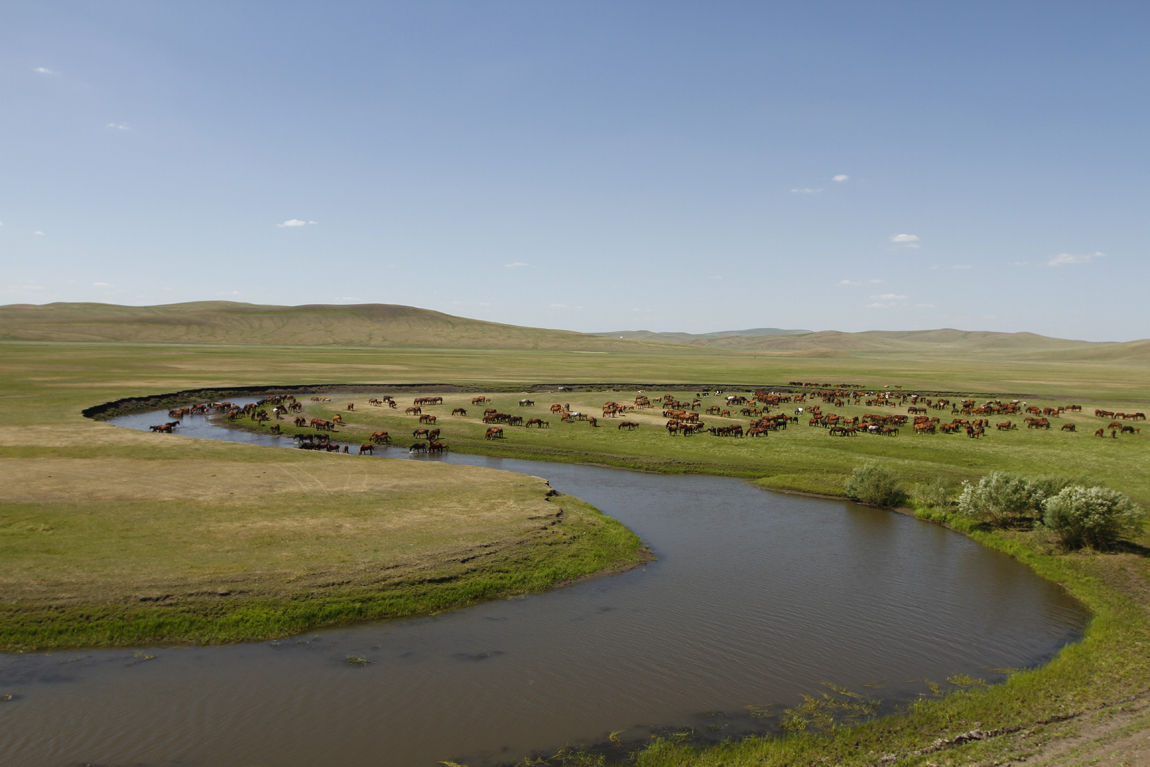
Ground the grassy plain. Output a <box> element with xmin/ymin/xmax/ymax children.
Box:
<box><xmin>294</xmin><ymin>388</ymin><xmax>1150</xmax><ymax>507</ymax></box>
<box><xmin>1</xmin><ymin>326</ymin><xmax>1149</xmax><ymax>766</ymax></box>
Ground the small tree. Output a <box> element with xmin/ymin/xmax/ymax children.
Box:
<box><xmin>844</xmin><ymin>463</ymin><xmax>902</xmax><ymax>507</ymax></box>
<box><xmin>1041</xmin><ymin>486</ymin><xmax>1145</xmax><ymax>550</ymax></box>
<box><xmin>956</xmin><ymin>471</ymin><xmax>1047</xmax><ymax>527</ymax></box>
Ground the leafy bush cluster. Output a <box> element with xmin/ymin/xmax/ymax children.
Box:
<box><xmin>1041</xmin><ymin>485</ymin><xmax>1144</xmax><ymax>550</ymax></box>
<box><xmin>956</xmin><ymin>471</ymin><xmax>1054</xmax><ymax>527</ymax></box>
<box><xmin>844</xmin><ymin>463</ymin><xmax>904</xmax><ymax>507</ymax></box>
<box><xmin>955</xmin><ymin>470</ymin><xmax>1144</xmax><ymax>549</ymax></box>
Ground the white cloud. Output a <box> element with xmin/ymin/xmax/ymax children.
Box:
<box><xmin>277</xmin><ymin>218</ymin><xmax>316</xmax><ymax>228</ymax></box>
<box><xmin>832</xmin><ymin>174</ymin><xmax>849</xmax><ymax>183</ymax></box>
<box><xmin>1048</xmin><ymin>251</ymin><xmax>1105</xmax><ymax>267</ymax></box>
<box><xmin>504</xmin><ymin>261</ymin><xmax>531</xmax><ymax>268</ymax></box>
<box><xmin>890</xmin><ymin>233</ymin><xmax>920</xmax><ymax>247</ymax></box>
<box><xmin>106</xmin><ymin>122</ymin><xmax>130</xmax><ymax>131</ymax></box>
<box><xmin>92</xmin><ymin>281</ymin><xmax>112</xmax><ymax>288</ymax></box>
<box><xmin>790</xmin><ymin>187</ymin><xmax>823</xmax><ymax>195</ymax></box>
<box><xmin>867</xmin><ymin>292</ymin><xmax>911</xmax><ymax>309</ymax></box>
<box><xmin>839</xmin><ymin>278</ymin><xmax>883</xmax><ymax>287</ymax></box>
<box><xmin>33</xmin><ymin>66</ymin><xmax>56</xmax><ymax>76</ymax></box>
<box><xmin>34</xmin><ymin>230</ymin><xmax>45</xmax><ymax>236</ymax></box>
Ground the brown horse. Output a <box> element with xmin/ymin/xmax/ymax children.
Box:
<box><xmin>358</xmin><ymin>444</ymin><xmax>374</xmax><ymax>455</ymax></box>
<box><xmin>485</xmin><ymin>427</ymin><xmax>504</xmax><ymax>440</ymax></box>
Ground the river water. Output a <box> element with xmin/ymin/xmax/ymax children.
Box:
<box><xmin>0</xmin><ymin>405</ymin><xmax>1087</xmax><ymax>766</ymax></box>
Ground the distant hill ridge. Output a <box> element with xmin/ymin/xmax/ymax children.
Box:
<box><xmin>0</xmin><ymin>302</ymin><xmax>1144</xmax><ymax>362</ymax></box>
<box><xmin>597</xmin><ymin>328</ymin><xmax>812</xmax><ymax>344</ymax></box>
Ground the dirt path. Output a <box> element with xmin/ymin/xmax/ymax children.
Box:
<box><xmin>1001</xmin><ymin>690</ymin><xmax>1150</xmax><ymax>766</ymax></box>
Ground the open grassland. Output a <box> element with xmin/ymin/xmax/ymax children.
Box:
<box><xmin>291</xmin><ymin>388</ymin><xmax>1149</xmax><ymax>507</ymax></box>
<box><xmin>0</xmin><ymin>343</ymin><xmax>647</xmax><ymax>651</ymax></box>
<box><xmin>2</xmin><ymin>334</ymin><xmax>1149</xmax><ymax>766</ymax></box>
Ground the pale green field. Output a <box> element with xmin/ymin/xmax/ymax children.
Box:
<box><xmin>1</xmin><ymin>335</ymin><xmax>1148</xmax><ymax>766</ymax></box>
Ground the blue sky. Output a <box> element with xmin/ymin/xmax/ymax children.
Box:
<box><xmin>2</xmin><ymin>1</ymin><xmax>1147</xmax><ymax>341</ymax></box>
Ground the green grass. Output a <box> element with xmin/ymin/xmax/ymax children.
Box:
<box><xmin>1</xmin><ymin>330</ymin><xmax>1149</xmax><ymax>765</ymax></box>
<box><xmin>284</xmin><ymin>388</ymin><xmax>1150</xmax><ymax>508</ymax></box>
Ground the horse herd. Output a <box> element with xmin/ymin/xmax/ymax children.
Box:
<box><xmin>150</xmin><ymin>388</ymin><xmax>1144</xmax><ymax>457</ymax></box>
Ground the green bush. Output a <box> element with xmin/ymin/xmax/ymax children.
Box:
<box><xmin>844</xmin><ymin>463</ymin><xmax>903</xmax><ymax>507</ymax></box>
<box><xmin>912</xmin><ymin>476</ymin><xmax>954</xmax><ymax>511</ymax></box>
<box><xmin>956</xmin><ymin>471</ymin><xmax>1047</xmax><ymax>527</ymax></box>
<box><xmin>1041</xmin><ymin>485</ymin><xmax>1145</xmax><ymax>550</ymax></box>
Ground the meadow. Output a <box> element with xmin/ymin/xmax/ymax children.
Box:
<box><xmin>1</xmin><ymin>318</ymin><xmax>1148</xmax><ymax>766</ymax></box>
<box><xmin>288</xmin><ymin>386</ymin><xmax>1149</xmax><ymax>507</ymax></box>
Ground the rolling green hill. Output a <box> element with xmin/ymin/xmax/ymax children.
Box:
<box><xmin>0</xmin><ymin>301</ymin><xmax>642</xmax><ymax>351</ymax></box>
<box><xmin>0</xmin><ymin>302</ymin><xmax>1144</xmax><ymax>365</ymax></box>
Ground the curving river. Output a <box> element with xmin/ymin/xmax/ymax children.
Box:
<box><xmin>0</xmin><ymin>404</ymin><xmax>1087</xmax><ymax>766</ymax></box>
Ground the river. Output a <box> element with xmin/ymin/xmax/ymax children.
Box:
<box><xmin>0</xmin><ymin>404</ymin><xmax>1087</xmax><ymax>766</ymax></box>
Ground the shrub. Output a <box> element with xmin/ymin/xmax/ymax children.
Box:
<box><xmin>1041</xmin><ymin>485</ymin><xmax>1145</xmax><ymax>550</ymax></box>
<box><xmin>844</xmin><ymin>463</ymin><xmax>903</xmax><ymax>507</ymax></box>
<box><xmin>956</xmin><ymin>471</ymin><xmax>1047</xmax><ymax>527</ymax></box>
<box><xmin>912</xmin><ymin>476</ymin><xmax>954</xmax><ymax>511</ymax></box>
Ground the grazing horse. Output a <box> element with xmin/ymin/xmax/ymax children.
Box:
<box><xmin>518</xmin><ymin>399</ymin><xmax>534</xmax><ymax>407</ymax></box>
<box><xmin>413</xmin><ymin>427</ymin><xmax>430</xmax><ymax>438</ymax></box>
<box><xmin>472</xmin><ymin>396</ymin><xmax>489</xmax><ymax>405</ymax></box>
<box><xmin>346</xmin><ymin>403</ymin><xmax>355</xmax><ymax>411</ymax></box>
<box><xmin>525</xmin><ymin>418</ymin><xmax>549</xmax><ymax>428</ymax></box>
<box><xmin>485</xmin><ymin>427</ymin><xmax>504</xmax><ymax>440</ymax></box>
<box><xmin>369</xmin><ymin>430</ymin><xmax>391</xmax><ymax>444</ymax></box>
<box><xmin>419</xmin><ymin>414</ymin><xmax>437</xmax><ymax>424</ymax></box>
<box><xmin>427</xmin><ymin>440</ymin><xmax>449</xmax><ymax>453</ymax></box>
<box><xmin>1095</xmin><ymin>427</ymin><xmax>1106</xmax><ymax>437</ymax></box>
<box><xmin>1061</xmin><ymin>423</ymin><xmax>1076</xmax><ymax>432</ymax></box>
<box><xmin>452</xmin><ymin>408</ymin><xmax>467</xmax><ymax>416</ymax></box>
<box><xmin>409</xmin><ymin>442</ymin><xmax>428</xmax><ymax>453</ymax></box>
<box><xmin>358</xmin><ymin>443</ymin><xmax>374</xmax><ymax>455</ymax></box>
<box><xmin>617</xmin><ymin>421</ymin><xmax>638</xmax><ymax>430</ymax></box>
